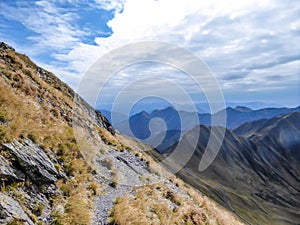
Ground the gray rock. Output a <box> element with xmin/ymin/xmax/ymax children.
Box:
<box><xmin>0</xmin><ymin>155</ymin><xmax>25</xmax><ymax>181</ymax></box>
<box><xmin>17</xmin><ymin>188</ymin><xmax>52</xmax><ymax>224</ymax></box>
<box><xmin>40</xmin><ymin>183</ymin><xmax>61</xmax><ymax>195</ymax></box>
<box><xmin>0</xmin><ymin>193</ymin><xmax>34</xmax><ymax>225</ymax></box>
<box><xmin>3</xmin><ymin>139</ymin><xmax>59</xmax><ymax>183</ymax></box>
<box><xmin>52</xmin><ymin>204</ymin><xmax>65</xmax><ymax>216</ymax></box>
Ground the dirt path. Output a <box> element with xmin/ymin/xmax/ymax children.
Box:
<box><xmin>92</xmin><ymin>149</ymin><xmax>161</xmax><ymax>224</ymax></box>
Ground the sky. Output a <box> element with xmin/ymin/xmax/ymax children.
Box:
<box><xmin>0</xmin><ymin>0</ymin><xmax>299</xmax><ymax>112</ymax></box>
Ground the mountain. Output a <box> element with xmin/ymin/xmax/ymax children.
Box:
<box><xmin>0</xmin><ymin>42</ymin><xmax>243</xmax><ymax>225</ymax></box>
<box><xmin>116</xmin><ymin>107</ymin><xmax>183</xmax><ymax>139</ymax></box>
<box><xmin>158</xmin><ymin>112</ymin><xmax>300</xmax><ymax>225</ymax></box>
<box><xmin>115</xmin><ymin>107</ymin><xmax>194</xmax><ymax>152</ymax></box>
<box><xmin>233</xmin><ymin>106</ymin><xmax>253</xmax><ymax>112</ymax></box>
<box><xmin>233</xmin><ymin>112</ymin><xmax>300</xmax><ymax>162</ymax></box>
<box><xmin>115</xmin><ymin>105</ymin><xmax>300</xmax><ymax>152</ymax></box>
<box><xmin>225</xmin><ymin>101</ymin><xmax>283</xmax><ymax>110</ymax></box>
<box><xmin>147</xmin><ymin>130</ymin><xmax>182</xmax><ymax>153</ymax></box>
<box><xmin>216</xmin><ymin>106</ymin><xmax>300</xmax><ymax>129</ymax></box>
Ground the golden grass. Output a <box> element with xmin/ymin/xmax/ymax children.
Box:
<box><xmin>103</xmin><ymin>157</ymin><xmax>114</xmax><ymax>170</ymax></box>
<box><xmin>54</xmin><ymin>186</ymin><xmax>93</xmax><ymax>225</ymax></box>
<box><xmin>110</xmin><ymin>169</ymin><xmax>119</xmax><ymax>188</ymax></box>
<box><xmin>108</xmin><ymin>183</ymin><xmax>214</xmax><ymax>225</ymax></box>
<box><xmin>96</xmin><ymin>127</ymin><xmax>123</xmax><ymax>150</ymax></box>
<box><xmin>109</xmin><ymin>179</ymin><xmax>244</xmax><ymax>225</ymax></box>
<box><xmin>169</xmin><ymin>176</ymin><xmax>244</xmax><ymax>225</ymax></box>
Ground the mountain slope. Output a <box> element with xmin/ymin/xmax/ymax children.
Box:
<box><xmin>0</xmin><ymin>42</ymin><xmax>244</xmax><ymax>225</ymax></box>
<box><xmin>233</xmin><ymin>112</ymin><xmax>300</xmax><ymax>180</ymax></box>
<box><xmin>0</xmin><ymin>41</ymin><xmax>115</xmax><ymax>224</ymax></box>
<box><xmin>161</xmin><ymin>112</ymin><xmax>300</xmax><ymax>225</ymax></box>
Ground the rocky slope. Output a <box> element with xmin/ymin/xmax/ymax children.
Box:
<box><xmin>0</xmin><ymin>42</ymin><xmax>244</xmax><ymax>225</ymax></box>
<box><xmin>162</xmin><ymin>112</ymin><xmax>300</xmax><ymax>225</ymax></box>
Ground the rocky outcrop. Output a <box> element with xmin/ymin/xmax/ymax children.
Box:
<box><xmin>0</xmin><ymin>42</ymin><xmax>15</xmax><ymax>51</ymax></box>
<box><xmin>0</xmin><ymin>155</ymin><xmax>25</xmax><ymax>181</ymax></box>
<box><xmin>2</xmin><ymin>139</ymin><xmax>60</xmax><ymax>183</ymax></box>
<box><xmin>0</xmin><ymin>192</ymin><xmax>34</xmax><ymax>225</ymax></box>
<box><xmin>0</xmin><ymin>138</ymin><xmax>65</xmax><ymax>224</ymax></box>
<box><xmin>95</xmin><ymin>110</ymin><xmax>115</xmax><ymax>135</ymax></box>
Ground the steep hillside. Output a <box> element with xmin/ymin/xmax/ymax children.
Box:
<box><xmin>0</xmin><ymin>41</ymin><xmax>114</xmax><ymax>224</ymax></box>
<box><xmin>162</xmin><ymin>112</ymin><xmax>300</xmax><ymax>225</ymax></box>
<box><xmin>0</xmin><ymin>42</ymin><xmax>244</xmax><ymax>225</ymax></box>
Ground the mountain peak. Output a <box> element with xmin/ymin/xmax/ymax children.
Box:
<box><xmin>140</xmin><ymin>110</ymin><xmax>149</xmax><ymax>116</ymax></box>
<box><xmin>0</xmin><ymin>42</ymin><xmax>15</xmax><ymax>51</ymax></box>
<box><xmin>234</xmin><ymin>105</ymin><xmax>253</xmax><ymax>112</ymax></box>
<box><xmin>151</xmin><ymin>106</ymin><xmax>174</xmax><ymax>114</ymax></box>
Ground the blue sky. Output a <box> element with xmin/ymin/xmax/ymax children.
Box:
<box><xmin>0</xmin><ymin>0</ymin><xmax>299</xmax><ymax>111</ymax></box>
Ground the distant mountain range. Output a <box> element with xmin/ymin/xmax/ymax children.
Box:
<box><xmin>98</xmin><ymin>101</ymin><xmax>284</xmax><ymax>115</ymax></box>
<box><xmin>151</xmin><ymin>112</ymin><xmax>300</xmax><ymax>225</ymax></box>
<box><xmin>112</xmin><ymin>105</ymin><xmax>300</xmax><ymax>152</ymax></box>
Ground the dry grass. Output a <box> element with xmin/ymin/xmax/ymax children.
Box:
<box><xmin>102</xmin><ymin>157</ymin><xmax>114</xmax><ymax>170</ymax></box>
<box><xmin>109</xmin><ymin>183</ymin><xmax>214</xmax><ymax>225</ymax></box>
<box><xmin>54</xmin><ymin>186</ymin><xmax>93</xmax><ymax>225</ymax></box>
<box><xmin>88</xmin><ymin>181</ymin><xmax>101</xmax><ymax>196</ymax></box>
<box><xmin>97</xmin><ymin>127</ymin><xmax>121</xmax><ymax>148</ymax></box>
<box><xmin>109</xmin><ymin>180</ymin><xmax>243</xmax><ymax>225</ymax></box>
<box><xmin>0</xmin><ymin>76</ymin><xmax>69</xmax><ymax>144</ymax></box>
<box><xmin>168</xmin><ymin>176</ymin><xmax>244</xmax><ymax>225</ymax></box>
<box><xmin>110</xmin><ymin>169</ymin><xmax>119</xmax><ymax>188</ymax></box>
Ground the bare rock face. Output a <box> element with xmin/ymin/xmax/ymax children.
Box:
<box><xmin>0</xmin><ymin>155</ymin><xmax>25</xmax><ymax>181</ymax></box>
<box><xmin>95</xmin><ymin>110</ymin><xmax>115</xmax><ymax>135</ymax></box>
<box><xmin>0</xmin><ymin>192</ymin><xmax>34</xmax><ymax>225</ymax></box>
<box><xmin>2</xmin><ymin>139</ymin><xmax>59</xmax><ymax>183</ymax></box>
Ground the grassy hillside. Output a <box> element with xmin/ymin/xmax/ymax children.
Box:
<box><xmin>0</xmin><ymin>42</ymin><xmax>105</xmax><ymax>224</ymax></box>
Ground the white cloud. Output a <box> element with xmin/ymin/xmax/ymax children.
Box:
<box><xmin>94</xmin><ymin>0</ymin><xmax>125</xmax><ymax>12</ymax></box>
<box><xmin>0</xmin><ymin>0</ymin><xmax>85</xmax><ymax>53</ymax></box>
<box><xmin>68</xmin><ymin>1</ymin><xmax>298</xmax><ymax>65</ymax></box>
<box><xmin>54</xmin><ymin>0</ymin><xmax>300</xmax><ymax>106</ymax></box>
<box><xmin>1</xmin><ymin>0</ymin><xmax>299</xmax><ymax>105</ymax></box>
